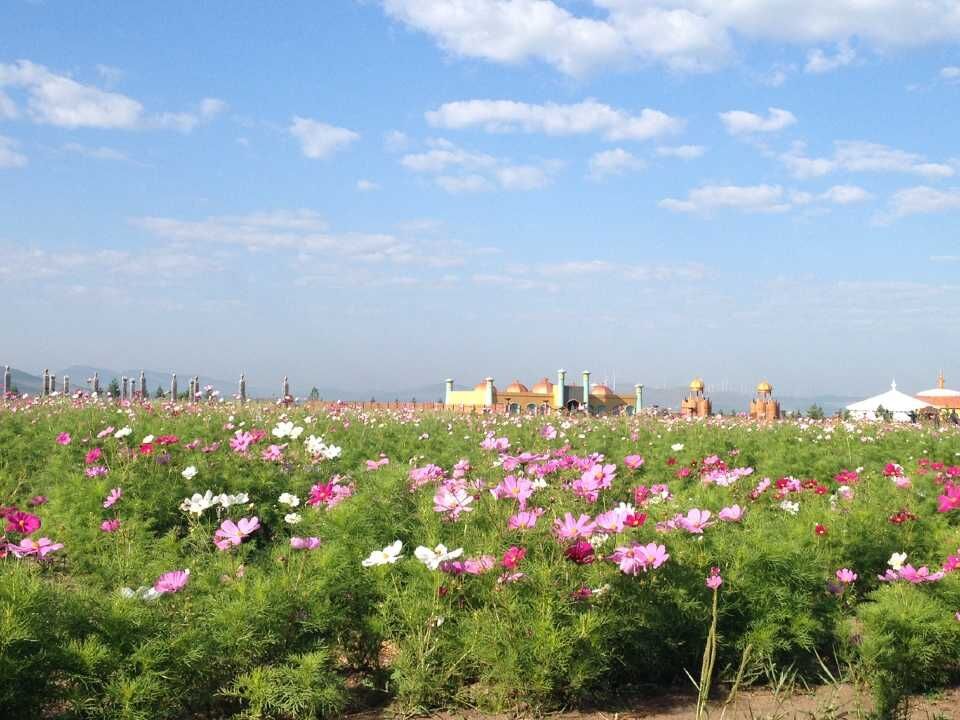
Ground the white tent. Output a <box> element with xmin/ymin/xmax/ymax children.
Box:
<box><xmin>846</xmin><ymin>381</ymin><xmax>932</xmax><ymax>421</ymax></box>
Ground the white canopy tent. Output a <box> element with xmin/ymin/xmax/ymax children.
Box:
<box><xmin>846</xmin><ymin>381</ymin><xmax>933</xmax><ymax>421</ymax></box>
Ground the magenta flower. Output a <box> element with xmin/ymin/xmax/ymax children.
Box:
<box><xmin>27</xmin><ymin>496</ymin><xmax>47</xmax><ymax>507</ymax></box>
<box><xmin>624</xmin><ymin>454</ymin><xmax>645</xmax><ymax>470</ymax></box>
<box><xmin>610</xmin><ymin>542</ymin><xmax>669</xmax><ymax>575</ymax></box>
<box><xmin>501</xmin><ymin>545</ymin><xmax>526</xmax><ymax>570</ymax></box>
<box><xmin>85</xmin><ymin>447</ymin><xmax>102</xmax><ymax>464</ymax></box>
<box><xmin>10</xmin><ymin>537</ymin><xmax>63</xmax><ymax>559</ymax></box>
<box><xmin>103</xmin><ymin>487</ymin><xmax>122</xmax><ymax>509</ymax></box>
<box><xmin>85</xmin><ymin>465</ymin><xmax>109</xmax><ymax>477</ymax></box>
<box><xmin>213</xmin><ymin>517</ymin><xmax>260</xmax><ymax>551</ymax></box>
<box><xmin>261</xmin><ymin>444</ymin><xmax>285</xmax><ymax>462</ymax></box>
<box><xmin>937</xmin><ymin>482</ymin><xmax>960</xmax><ymax>513</ymax></box>
<box><xmin>100</xmin><ymin>519</ymin><xmax>121</xmax><ymax>533</ymax></box>
<box><xmin>306</xmin><ymin>476</ymin><xmax>355</xmax><ymax>510</ymax></box>
<box><xmin>491</xmin><ymin>475</ymin><xmax>533</xmax><ymax>506</ymax></box>
<box><xmin>836</xmin><ymin>568</ymin><xmax>858</xmax><ymax>584</ymax></box>
<box><xmin>565</xmin><ymin>540</ymin><xmax>596</xmax><ymax>564</ymax></box>
<box><xmin>154</xmin><ymin>569</ymin><xmax>190</xmax><ymax>594</ymax></box>
<box><xmin>365</xmin><ymin>457</ymin><xmax>389</xmax><ymax>471</ymax></box>
<box><xmin>553</xmin><ymin>512</ymin><xmax>595</xmax><ymax>541</ymax></box>
<box><xmin>290</xmin><ymin>536</ymin><xmax>322</xmax><ymax>550</ymax></box>
<box><xmin>56</xmin><ymin>432</ymin><xmax>72</xmax><ymax>445</ymax></box>
<box><xmin>541</xmin><ymin>425</ymin><xmax>557</xmax><ymax>440</ymax></box>
<box><xmin>706</xmin><ymin>566</ymin><xmax>723</xmax><ymax>590</ymax></box>
<box><xmin>5</xmin><ymin>511</ymin><xmax>41</xmax><ymax>535</ymax></box>
<box><xmin>229</xmin><ymin>431</ymin><xmax>255</xmax><ymax>454</ymax></box>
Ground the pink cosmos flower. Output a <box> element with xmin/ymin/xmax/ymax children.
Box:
<box><xmin>96</xmin><ymin>426</ymin><xmax>115</xmax><ymax>439</ymax></box>
<box><xmin>624</xmin><ymin>454</ymin><xmax>645</xmax><ymax>470</ymax></box>
<box><xmin>572</xmin><ymin>463</ymin><xmax>617</xmax><ymax>502</ymax></box>
<box><xmin>100</xmin><ymin>519</ymin><xmax>121</xmax><ymax>533</ymax></box>
<box><xmin>718</xmin><ymin>505</ymin><xmax>744</xmax><ymax>522</ymax></box>
<box><xmin>229</xmin><ymin>431</ymin><xmax>255</xmax><ymax>454</ymax></box>
<box><xmin>610</xmin><ymin>542</ymin><xmax>669</xmax><ymax>575</ymax></box>
<box><xmin>433</xmin><ymin>485</ymin><xmax>474</xmax><ymax>520</ymax></box>
<box><xmin>10</xmin><ymin>537</ymin><xmax>63</xmax><ymax>559</ymax></box>
<box><xmin>85</xmin><ymin>447</ymin><xmax>103</xmax><ymax>464</ymax></box>
<box><xmin>502</xmin><ymin>546</ymin><xmax>526</xmax><ymax>570</ymax></box>
<box><xmin>154</xmin><ymin>569</ymin><xmax>190</xmax><ymax>594</ymax></box>
<box><xmin>261</xmin><ymin>444</ymin><xmax>285</xmax><ymax>462</ymax></box>
<box><xmin>213</xmin><ymin>517</ymin><xmax>260</xmax><ymax>551</ymax></box>
<box><xmin>366</xmin><ymin>457</ymin><xmax>389</xmax><ymax>471</ymax></box>
<box><xmin>480</xmin><ymin>435</ymin><xmax>511</xmax><ymax>451</ymax></box>
<box><xmin>678</xmin><ymin>508</ymin><xmax>713</xmax><ymax>534</ymax></box>
<box><xmin>594</xmin><ymin>509</ymin><xmax>626</xmax><ymax>534</ymax></box>
<box><xmin>85</xmin><ymin>465</ymin><xmax>109</xmax><ymax>477</ymax></box>
<box><xmin>553</xmin><ymin>512</ymin><xmax>595</xmax><ymax>541</ymax></box>
<box><xmin>508</xmin><ymin>508</ymin><xmax>544</xmax><ymax>530</ymax></box>
<box><xmin>706</xmin><ymin>566</ymin><xmax>723</xmax><ymax>590</ymax></box>
<box><xmin>5</xmin><ymin>511</ymin><xmax>41</xmax><ymax>535</ymax></box>
<box><xmin>541</xmin><ymin>425</ymin><xmax>557</xmax><ymax>440</ymax></box>
<box><xmin>441</xmin><ymin>555</ymin><xmax>496</xmax><ymax>576</ymax></box>
<box><xmin>290</xmin><ymin>536</ymin><xmax>322</xmax><ymax>550</ymax></box>
<box><xmin>103</xmin><ymin>487</ymin><xmax>122</xmax><ymax>509</ymax></box>
<box><xmin>306</xmin><ymin>476</ymin><xmax>354</xmax><ymax>509</ymax></box>
<box><xmin>836</xmin><ymin>568</ymin><xmax>858</xmax><ymax>584</ymax></box>
<box><xmin>938</xmin><ymin>482</ymin><xmax>960</xmax><ymax>513</ymax></box>
<box><xmin>896</xmin><ymin>565</ymin><xmax>945</xmax><ymax>584</ymax></box>
<box><xmin>491</xmin><ymin>475</ymin><xmax>533</xmax><ymax>507</ymax></box>
<box><xmin>56</xmin><ymin>432</ymin><xmax>71</xmax><ymax>445</ymax></box>
<box><xmin>27</xmin><ymin>496</ymin><xmax>47</xmax><ymax>507</ymax></box>
<box><xmin>497</xmin><ymin>571</ymin><xmax>525</xmax><ymax>585</ymax></box>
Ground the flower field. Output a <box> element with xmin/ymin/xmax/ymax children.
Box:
<box><xmin>3</xmin><ymin>399</ymin><xmax>960</xmax><ymax>719</ymax></box>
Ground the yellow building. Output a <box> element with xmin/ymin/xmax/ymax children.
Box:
<box><xmin>749</xmin><ymin>381</ymin><xmax>781</xmax><ymax>420</ymax></box>
<box><xmin>444</xmin><ymin>370</ymin><xmax>643</xmax><ymax>415</ymax></box>
<box><xmin>680</xmin><ymin>378</ymin><xmax>712</xmax><ymax>418</ymax></box>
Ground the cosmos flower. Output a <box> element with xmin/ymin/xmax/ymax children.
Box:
<box><xmin>362</xmin><ymin>540</ymin><xmax>404</xmax><ymax>567</ymax></box>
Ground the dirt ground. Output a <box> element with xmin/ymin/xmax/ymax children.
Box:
<box><xmin>347</xmin><ymin>684</ymin><xmax>960</xmax><ymax>719</ymax></box>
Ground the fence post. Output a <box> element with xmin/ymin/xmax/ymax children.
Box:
<box><xmin>239</xmin><ymin>373</ymin><xmax>246</xmax><ymax>404</ymax></box>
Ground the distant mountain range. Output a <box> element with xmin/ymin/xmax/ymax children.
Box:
<box><xmin>4</xmin><ymin>366</ymin><xmax>861</xmax><ymax>413</ymax></box>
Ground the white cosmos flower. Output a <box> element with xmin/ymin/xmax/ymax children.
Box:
<box><xmin>413</xmin><ymin>543</ymin><xmax>463</xmax><ymax>570</ymax></box>
<box><xmin>181</xmin><ymin>466</ymin><xmax>198</xmax><ymax>480</ymax></box>
<box><xmin>779</xmin><ymin>500</ymin><xmax>800</xmax><ymax>515</ymax></box>
<box><xmin>671</xmin><ymin>443</ymin><xmax>684</xmax><ymax>452</ymax></box>
<box><xmin>179</xmin><ymin>490</ymin><xmax>214</xmax><ymax>515</ymax></box>
<box><xmin>114</xmin><ymin>426</ymin><xmax>132</xmax><ymax>439</ymax></box>
<box><xmin>214</xmin><ymin>492</ymin><xmax>249</xmax><ymax>509</ymax></box>
<box><xmin>322</xmin><ymin>444</ymin><xmax>342</xmax><ymax>460</ymax></box>
<box><xmin>305</xmin><ymin>435</ymin><xmax>327</xmax><ymax>455</ymax></box>
<box><xmin>362</xmin><ymin>540</ymin><xmax>404</xmax><ymax>567</ymax></box>
<box><xmin>278</xmin><ymin>492</ymin><xmax>300</xmax><ymax>507</ymax></box>
<box><xmin>284</xmin><ymin>512</ymin><xmax>302</xmax><ymax>525</ymax></box>
<box><xmin>272</xmin><ymin>421</ymin><xmax>295</xmax><ymax>439</ymax></box>
<box><xmin>888</xmin><ymin>552</ymin><xmax>908</xmax><ymax>571</ymax></box>
<box><xmin>142</xmin><ymin>434</ymin><xmax>155</xmax><ymax>444</ymax></box>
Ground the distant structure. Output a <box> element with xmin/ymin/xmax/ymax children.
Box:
<box><xmin>749</xmin><ymin>381</ymin><xmax>781</xmax><ymax>420</ymax></box>
<box><xmin>847</xmin><ymin>380</ymin><xmax>932</xmax><ymax>421</ymax></box>
<box><xmin>680</xmin><ymin>378</ymin><xmax>712</xmax><ymax>418</ymax></box>
<box><xmin>444</xmin><ymin>369</ymin><xmax>643</xmax><ymax>415</ymax></box>
<box><xmin>3</xmin><ymin>365</ymin><xmax>10</xmax><ymax>395</ymax></box>
<box><xmin>916</xmin><ymin>371</ymin><xmax>960</xmax><ymax>416</ymax></box>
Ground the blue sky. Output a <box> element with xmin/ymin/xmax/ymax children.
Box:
<box><xmin>3</xmin><ymin>0</ymin><xmax>960</xmax><ymax>397</ymax></box>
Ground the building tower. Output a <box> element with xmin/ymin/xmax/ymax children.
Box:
<box><xmin>749</xmin><ymin>381</ymin><xmax>781</xmax><ymax>420</ymax></box>
<box><xmin>680</xmin><ymin>378</ymin><xmax>712</xmax><ymax>418</ymax></box>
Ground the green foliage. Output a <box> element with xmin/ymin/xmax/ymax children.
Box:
<box><xmin>806</xmin><ymin>404</ymin><xmax>825</xmax><ymax>420</ymax></box>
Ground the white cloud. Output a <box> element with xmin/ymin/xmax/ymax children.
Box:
<box><xmin>62</xmin><ymin>142</ymin><xmax>128</xmax><ymax>162</ymax></box>
<box><xmin>0</xmin><ymin>90</ymin><xmax>17</xmax><ymax>119</ymax></box>
<box><xmin>0</xmin><ymin>60</ymin><xmax>224</xmax><ymax>132</ymax></box>
<box><xmin>804</xmin><ymin>41</ymin><xmax>856</xmax><ymax>73</ymax></box>
<box><xmin>656</xmin><ymin>144</ymin><xmax>705</xmax><ymax>159</ymax></box>
<box><xmin>884</xmin><ymin>186</ymin><xmax>960</xmax><ymax>219</ymax></box>
<box><xmin>930</xmin><ymin>255</ymin><xmax>960</xmax><ymax>263</ymax></box>
<box><xmin>382</xmin><ymin>1</ymin><xmax>960</xmax><ymax>76</ymax></box>
<box><xmin>401</xmin><ymin>139</ymin><xmax>559</xmax><ymax>193</ymax></box>
<box><xmin>819</xmin><ymin>184</ymin><xmax>870</xmax><ymax>204</ymax></box>
<box><xmin>659</xmin><ymin>184</ymin><xmax>790</xmax><ymax>214</ymax></box>
<box><xmin>781</xmin><ymin>140</ymin><xmax>954</xmax><ymax>179</ymax></box>
<box><xmin>289</xmin><ymin>116</ymin><xmax>359</xmax><ymax>159</ymax></box>
<box><xmin>0</xmin><ymin>135</ymin><xmax>27</xmax><ymax>168</ymax></box>
<box><xmin>356</xmin><ymin>179</ymin><xmax>380</xmax><ymax>191</ymax></box>
<box><xmin>384</xmin><ymin>130</ymin><xmax>410</xmax><ymax>152</ymax></box>
<box><xmin>942</xmin><ymin>66</ymin><xmax>960</xmax><ymax>80</ymax></box>
<box><xmin>425</xmin><ymin>99</ymin><xmax>683</xmax><ymax>141</ymax></box>
<box><xmin>588</xmin><ymin>148</ymin><xmax>645</xmax><ymax>179</ymax></box>
<box><xmin>719</xmin><ymin>107</ymin><xmax>796</xmax><ymax>135</ymax></box>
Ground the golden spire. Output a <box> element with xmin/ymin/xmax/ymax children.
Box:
<box><xmin>939</xmin><ymin>370</ymin><xmax>945</xmax><ymax>389</ymax></box>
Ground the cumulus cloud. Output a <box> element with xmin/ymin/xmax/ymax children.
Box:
<box><xmin>0</xmin><ymin>135</ymin><xmax>27</xmax><ymax>168</ymax></box>
<box><xmin>356</xmin><ymin>179</ymin><xmax>380</xmax><ymax>192</ymax></box>
<box><xmin>384</xmin><ymin>130</ymin><xmax>410</xmax><ymax>152</ymax></box>
<box><xmin>942</xmin><ymin>66</ymin><xmax>960</xmax><ymax>80</ymax></box>
<box><xmin>819</xmin><ymin>184</ymin><xmax>871</xmax><ymax>204</ymax></box>
<box><xmin>289</xmin><ymin>116</ymin><xmax>360</xmax><ymax>159</ymax></box>
<box><xmin>656</xmin><ymin>144</ymin><xmax>705</xmax><ymax>159</ymax></box>
<box><xmin>425</xmin><ymin>99</ymin><xmax>683</xmax><ymax>141</ymax></box>
<box><xmin>0</xmin><ymin>60</ymin><xmax>223</xmax><ymax>132</ymax></box>
<box><xmin>781</xmin><ymin>140</ymin><xmax>955</xmax><ymax>179</ymax></box>
<box><xmin>804</xmin><ymin>41</ymin><xmax>856</xmax><ymax>73</ymax></box>
<box><xmin>659</xmin><ymin>184</ymin><xmax>791</xmax><ymax>214</ymax></box>
<box><xmin>719</xmin><ymin>107</ymin><xmax>796</xmax><ymax>135</ymax></box>
<box><xmin>381</xmin><ymin>1</ymin><xmax>960</xmax><ymax>75</ymax></box>
<box><xmin>62</xmin><ymin>142</ymin><xmax>128</xmax><ymax>162</ymax></box>
<box><xmin>588</xmin><ymin>148</ymin><xmax>645</xmax><ymax>179</ymax></box>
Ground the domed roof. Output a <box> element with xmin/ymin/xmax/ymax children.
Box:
<box><xmin>591</xmin><ymin>383</ymin><xmax>614</xmax><ymax>396</ymax></box>
<box><xmin>474</xmin><ymin>380</ymin><xmax>496</xmax><ymax>391</ymax></box>
<box><xmin>756</xmin><ymin>381</ymin><xmax>772</xmax><ymax>393</ymax></box>
<box><xmin>689</xmin><ymin>378</ymin><xmax>705</xmax><ymax>391</ymax></box>
<box><xmin>505</xmin><ymin>380</ymin><xmax>529</xmax><ymax>393</ymax></box>
<box><xmin>531</xmin><ymin>377</ymin><xmax>554</xmax><ymax>394</ymax></box>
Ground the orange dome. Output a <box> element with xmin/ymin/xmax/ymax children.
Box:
<box><xmin>531</xmin><ymin>377</ymin><xmax>554</xmax><ymax>394</ymax></box>
<box><xmin>756</xmin><ymin>381</ymin><xmax>772</xmax><ymax>393</ymax></box>
<box><xmin>591</xmin><ymin>384</ymin><xmax>614</xmax><ymax>396</ymax></box>
<box><xmin>505</xmin><ymin>380</ymin><xmax>529</xmax><ymax>393</ymax></box>
<box><xmin>474</xmin><ymin>380</ymin><xmax>490</xmax><ymax>391</ymax></box>
<box><xmin>689</xmin><ymin>378</ymin><xmax>705</xmax><ymax>391</ymax></box>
